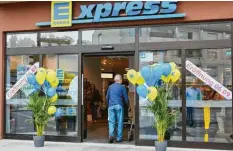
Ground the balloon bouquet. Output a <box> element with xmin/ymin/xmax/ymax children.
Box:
<box><xmin>127</xmin><ymin>62</ymin><xmax>181</xmax><ymax>101</ymax></box>
<box><xmin>27</xmin><ymin>68</ymin><xmax>63</xmax><ymax>118</ymax></box>
<box><xmin>127</xmin><ymin>62</ymin><xmax>181</xmax><ymax>145</ymax></box>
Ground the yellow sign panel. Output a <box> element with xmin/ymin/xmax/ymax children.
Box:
<box><xmin>204</xmin><ymin>134</ymin><xmax>209</xmax><ymax>142</ymax></box>
<box><xmin>51</xmin><ymin>1</ymin><xmax>72</xmax><ymax>27</ymax></box>
<box><xmin>204</xmin><ymin>106</ymin><xmax>210</xmax><ymax>130</ymax></box>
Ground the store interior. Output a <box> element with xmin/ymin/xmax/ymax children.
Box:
<box><xmin>83</xmin><ymin>55</ymin><xmax>135</xmax><ymax>143</ymax></box>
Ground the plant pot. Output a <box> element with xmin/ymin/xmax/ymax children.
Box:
<box><xmin>155</xmin><ymin>140</ymin><xmax>167</xmax><ymax>151</ymax></box>
<box><xmin>33</xmin><ymin>136</ymin><xmax>45</xmax><ymax>147</ymax></box>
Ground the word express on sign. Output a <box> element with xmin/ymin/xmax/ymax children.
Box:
<box><xmin>37</xmin><ymin>1</ymin><xmax>186</xmax><ymax>27</ymax></box>
<box><xmin>186</xmin><ymin>60</ymin><xmax>232</xmax><ymax>100</ymax></box>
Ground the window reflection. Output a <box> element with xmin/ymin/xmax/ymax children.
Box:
<box><xmin>5</xmin><ymin>55</ymin><xmax>39</xmax><ymax>134</ymax></box>
<box><xmin>5</xmin><ymin>54</ymin><xmax>78</xmax><ymax>136</ymax></box>
<box><xmin>43</xmin><ymin>54</ymin><xmax>78</xmax><ymax>136</ymax></box>
<box><xmin>140</xmin><ymin>22</ymin><xmax>231</xmax><ymax>42</ymax></box>
<box><xmin>139</xmin><ymin>50</ymin><xmax>182</xmax><ymax>141</ymax></box>
<box><xmin>7</xmin><ymin>33</ymin><xmax>37</xmax><ymax>48</ymax></box>
<box><xmin>40</xmin><ymin>31</ymin><xmax>78</xmax><ymax>47</ymax></box>
<box><xmin>82</xmin><ymin>28</ymin><xmax>135</xmax><ymax>45</ymax></box>
<box><xmin>185</xmin><ymin>48</ymin><xmax>232</xmax><ymax>143</ymax></box>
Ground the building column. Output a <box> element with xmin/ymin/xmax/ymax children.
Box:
<box><xmin>0</xmin><ymin>31</ymin><xmax>5</xmax><ymax>139</ymax></box>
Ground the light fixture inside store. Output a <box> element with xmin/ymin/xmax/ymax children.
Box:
<box><xmin>101</xmin><ymin>68</ymin><xmax>104</xmax><ymax>71</ymax></box>
<box><xmin>203</xmin><ymin>68</ymin><xmax>211</xmax><ymax>71</ymax></box>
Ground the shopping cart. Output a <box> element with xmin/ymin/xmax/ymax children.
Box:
<box><xmin>123</xmin><ymin>107</ymin><xmax>134</xmax><ymax>141</ymax></box>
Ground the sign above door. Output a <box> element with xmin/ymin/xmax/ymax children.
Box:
<box><xmin>36</xmin><ymin>1</ymin><xmax>186</xmax><ymax>28</ymax></box>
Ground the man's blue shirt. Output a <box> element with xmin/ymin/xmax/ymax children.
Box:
<box><xmin>106</xmin><ymin>83</ymin><xmax>129</xmax><ymax>107</ymax></box>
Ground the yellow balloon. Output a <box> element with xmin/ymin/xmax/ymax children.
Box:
<box><xmin>127</xmin><ymin>69</ymin><xmax>137</xmax><ymax>85</ymax></box>
<box><xmin>36</xmin><ymin>73</ymin><xmax>46</xmax><ymax>85</ymax></box>
<box><xmin>147</xmin><ymin>87</ymin><xmax>158</xmax><ymax>101</ymax></box>
<box><xmin>170</xmin><ymin>62</ymin><xmax>177</xmax><ymax>70</ymax></box>
<box><xmin>50</xmin><ymin>93</ymin><xmax>58</xmax><ymax>102</ymax></box>
<box><xmin>37</xmin><ymin>68</ymin><xmax>47</xmax><ymax>75</ymax></box>
<box><xmin>51</xmin><ymin>78</ymin><xmax>59</xmax><ymax>88</ymax></box>
<box><xmin>161</xmin><ymin>75</ymin><xmax>172</xmax><ymax>83</ymax></box>
<box><xmin>48</xmin><ymin>106</ymin><xmax>57</xmax><ymax>115</ymax></box>
<box><xmin>171</xmin><ymin>69</ymin><xmax>181</xmax><ymax>83</ymax></box>
<box><xmin>135</xmin><ymin>72</ymin><xmax>145</xmax><ymax>85</ymax></box>
<box><xmin>46</xmin><ymin>69</ymin><xmax>57</xmax><ymax>83</ymax></box>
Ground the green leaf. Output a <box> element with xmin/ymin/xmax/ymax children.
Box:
<box><xmin>25</xmin><ymin>92</ymin><xmax>54</xmax><ymax>136</ymax></box>
<box><xmin>146</xmin><ymin>83</ymin><xmax>179</xmax><ymax>142</ymax></box>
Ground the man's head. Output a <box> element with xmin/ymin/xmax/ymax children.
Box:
<box><xmin>114</xmin><ymin>74</ymin><xmax>122</xmax><ymax>84</ymax></box>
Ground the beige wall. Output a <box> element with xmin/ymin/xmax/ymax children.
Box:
<box><xmin>83</xmin><ymin>57</ymin><xmax>101</xmax><ymax>91</ymax></box>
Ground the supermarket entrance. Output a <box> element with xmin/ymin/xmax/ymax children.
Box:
<box><xmin>82</xmin><ymin>54</ymin><xmax>135</xmax><ymax>144</ymax></box>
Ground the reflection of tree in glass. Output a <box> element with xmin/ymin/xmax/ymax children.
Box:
<box><xmin>41</xmin><ymin>34</ymin><xmax>75</xmax><ymax>46</ymax></box>
<box><xmin>8</xmin><ymin>35</ymin><xmax>36</xmax><ymax>48</ymax></box>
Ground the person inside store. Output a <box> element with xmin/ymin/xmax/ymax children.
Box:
<box><xmin>90</xmin><ymin>84</ymin><xmax>101</xmax><ymax>123</ymax></box>
<box><xmin>186</xmin><ymin>79</ymin><xmax>202</xmax><ymax>127</ymax></box>
<box><xmin>106</xmin><ymin>74</ymin><xmax>130</xmax><ymax>143</ymax></box>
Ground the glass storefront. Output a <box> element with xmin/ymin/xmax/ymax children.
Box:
<box><xmin>5</xmin><ymin>54</ymin><xmax>78</xmax><ymax>136</ymax></box>
<box><xmin>4</xmin><ymin>22</ymin><xmax>233</xmax><ymax>148</ymax></box>
<box><xmin>139</xmin><ymin>50</ymin><xmax>182</xmax><ymax>141</ymax></box>
<box><xmin>185</xmin><ymin>48</ymin><xmax>232</xmax><ymax>143</ymax></box>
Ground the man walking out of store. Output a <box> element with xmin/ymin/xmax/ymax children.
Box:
<box><xmin>106</xmin><ymin>74</ymin><xmax>129</xmax><ymax>143</ymax></box>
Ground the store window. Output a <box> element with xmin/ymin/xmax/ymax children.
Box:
<box><xmin>185</xmin><ymin>48</ymin><xmax>232</xmax><ymax>143</ymax></box>
<box><xmin>5</xmin><ymin>54</ymin><xmax>78</xmax><ymax>136</ymax></box>
<box><xmin>5</xmin><ymin>55</ymin><xmax>39</xmax><ymax>134</ymax></box>
<box><xmin>82</xmin><ymin>28</ymin><xmax>135</xmax><ymax>45</ymax></box>
<box><xmin>140</xmin><ymin>22</ymin><xmax>231</xmax><ymax>43</ymax></box>
<box><xmin>140</xmin><ymin>26</ymin><xmax>178</xmax><ymax>42</ymax></box>
<box><xmin>7</xmin><ymin>33</ymin><xmax>37</xmax><ymax>48</ymax></box>
<box><xmin>40</xmin><ymin>31</ymin><xmax>78</xmax><ymax>47</ymax></box>
<box><xmin>139</xmin><ymin>50</ymin><xmax>182</xmax><ymax>141</ymax></box>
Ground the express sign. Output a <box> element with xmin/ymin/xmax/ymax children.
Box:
<box><xmin>36</xmin><ymin>1</ymin><xmax>185</xmax><ymax>27</ymax></box>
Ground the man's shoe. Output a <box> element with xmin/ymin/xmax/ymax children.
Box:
<box><xmin>109</xmin><ymin>137</ymin><xmax>114</xmax><ymax>143</ymax></box>
<box><xmin>116</xmin><ymin>139</ymin><xmax>123</xmax><ymax>143</ymax></box>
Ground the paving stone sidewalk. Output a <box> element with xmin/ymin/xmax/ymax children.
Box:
<box><xmin>0</xmin><ymin>139</ymin><xmax>229</xmax><ymax>151</ymax></box>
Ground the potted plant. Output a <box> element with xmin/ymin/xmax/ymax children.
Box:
<box><xmin>147</xmin><ymin>84</ymin><xmax>179</xmax><ymax>151</ymax></box>
<box><xmin>127</xmin><ymin>62</ymin><xmax>181</xmax><ymax>151</ymax></box>
<box><xmin>26</xmin><ymin>68</ymin><xmax>61</xmax><ymax>147</ymax></box>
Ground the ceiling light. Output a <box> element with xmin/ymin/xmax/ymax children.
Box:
<box><xmin>203</xmin><ymin>68</ymin><xmax>211</xmax><ymax>71</ymax></box>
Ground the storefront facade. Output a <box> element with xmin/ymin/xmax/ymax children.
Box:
<box><xmin>0</xmin><ymin>1</ymin><xmax>233</xmax><ymax>150</ymax></box>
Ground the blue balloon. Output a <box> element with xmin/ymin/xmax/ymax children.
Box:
<box><xmin>136</xmin><ymin>85</ymin><xmax>148</xmax><ymax>98</ymax></box>
<box><xmin>152</xmin><ymin>65</ymin><xmax>163</xmax><ymax>82</ymax></box>
<box><xmin>44</xmin><ymin>80</ymin><xmax>51</xmax><ymax>88</ymax></box>
<box><xmin>145</xmin><ymin>77</ymin><xmax>157</xmax><ymax>87</ymax></box>
<box><xmin>140</xmin><ymin>66</ymin><xmax>152</xmax><ymax>81</ymax></box>
<box><xmin>33</xmin><ymin>83</ymin><xmax>41</xmax><ymax>90</ymax></box>
<box><xmin>157</xmin><ymin>79</ymin><xmax>162</xmax><ymax>86</ymax></box>
<box><xmin>47</xmin><ymin>87</ymin><xmax>56</xmax><ymax>97</ymax></box>
<box><xmin>55</xmin><ymin>108</ymin><xmax>63</xmax><ymax>118</ymax></box>
<box><xmin>27</xmin><ymin>74</ymin><xmax>36</xmax><ymax>85</ymax></box>
<box><xmin>161</xmin><ymin>63</ymin><xmax>171</xmax><ymax>77</ymax></box>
